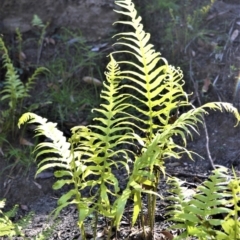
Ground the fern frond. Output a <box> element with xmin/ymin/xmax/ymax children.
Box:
<box><xmin>32</xmin><ymin>14</ymin><xmax>44</xmax><ymax>28</ymax></box>
<box><xmin>167</xmin><ymin>167</ymin><xmax>232</xmax><ymax>239</ymax></box>
<box><xmin>70</xmin><ymin>54</ymin><xmax>133</xmax><ymax>220</ymax></box>
<box><xmin>18</xmin><ymin>112</ymin><xmax>71</xmax><ymax>175</ymax></box>
<box><xmin>114</xmin><ymin>1</ymin><xmax>189</xmax><ymax>142</ymax></box>
<box><xmin>202</xmin><ymin>102</ymin><xmax>240</xmax><ymax>125</ymax></box>
<box><xmin>216</xmin><ymin>170</ymin><xmax>240</xmax><ymax>239</ymax></box>
<box><xmin>0</xmin><ymin>200</ymin><xmax>24</xmax><ymax>237</ymax></box>
<box><xmin>0</xmin><ymin>36</ymin><xmax>46</xmax><ymax>99</ymax></box>
<box><xmin>25</xmin><ymin>67</ymin><xmax>47</xmax><ymax>92</ymax></box>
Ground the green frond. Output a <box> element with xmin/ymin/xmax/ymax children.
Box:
<box><xmin>19</xmin><ymin>112</ymin><xmax>71</xmax><ymax>173</ymax></box>
<box><xmin>0</xmin><ymin>200</ymin><xmax>24</xmax><ymax>237</ymax></box>
<box><xmin>32</xmin><ymin>14</ymin><xmax>45</xmax><ymax>28</ymax></box>
<box><xmin>216</xmin><ymin>170</ymin><xmax>240</xmax><ymax>239</ymax></box>
<box><xmin>17</xmin><ymin>0</ymin><xmax>240</xmax><ymax>236</ymax></box>
<box><xmin>25</xmin><ymin>67</ymin><xmax>48</xmax><ymax>92</ymax></box>
<box><xmin>114</xmin><ymin>0</ymin><xmax>191</xmax><ymax>149</ymax></box>
<box><xmin>202</xmin><ymin>102</ymin><xmax>240</xmax><ymax>125</ymax></box>
<box><xmin>167</xmin><ymin>167</ymin><xmax>233</xmax><ymax>239</ymax></box>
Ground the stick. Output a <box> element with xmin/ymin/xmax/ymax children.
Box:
<box><xmin>189</xmin><ymin>59</ymin><xmax>216</xmax><ymax>170</ymax></box>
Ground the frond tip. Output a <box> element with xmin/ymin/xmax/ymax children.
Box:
<box><xmin>202</xmin><ymin>102</ymin><xmax>240</xmax><ymax>126</ymax></box>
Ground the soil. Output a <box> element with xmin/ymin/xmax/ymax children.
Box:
<box><xmin>1</xmin><ymin>1</ymin><xmax>240</xmax><ymax>239</ymax></box>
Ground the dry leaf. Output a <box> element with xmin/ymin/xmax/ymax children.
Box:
<box><xmin>202</xmin><ymin>78</ymin><xmax>211</xmax><ymax>93</ymax></box>
<box><xmin>19</xmin><ymin>137</ymin><xmax>34</xmax><ymax>146</ymax></box>
<box><xmin>19</xmin><ymin>51</ymin><xmax>26</xmax><ymax>61</ymax></box>
<box><xmin>47</xmin><ymin>83</ymin><xmax>59</xmax><ymax>91</ymax></box>
<box><xmin>35</xmin><ymin>171</ymin><xmax>54</xmax><ymax>179</ymax></box>
<box><xmin>33</xmin><ymin>181</ymin><xmax>42</xmax><ymax>189</ymax></box>
<box><xmin>83</xmin><ymin>76</ymin><xmax>102</xmax><ymax>86</ymax></box>
<box><xmin>160</xmin><ymin>230</ymin><xmax>174</xmax><ymax>240</ymax></box>
<box><xmin>49</xmin><ymin>38</ymin><xmax>55</xmax><ymax>45</ymax></box>
<box><xmin>44</xmin><ymin>37</ymin><xmax>55</xmax><ymax>46</ymax></box>
<box><xmin>0</xmin><ymin>147</ymin><xmax>4</xmax><ymax>156</ymax></box>
<box><xmin>191</xmin><ymin>50</ymin><xmax>196</xmax><ymax>57</ymax></box>
<box><xmin>197</xmin><ymin>38</ymin><xmax>205</xmax><ymax>47</ymax></box>
<box><xmin>206</xmin><ymin>12</ymin><xmax>217</xmax><ymax>21</ymax></box>
<box><xmin>20</xmin><ymin>204</ymin><xmax>29</xmax><ymax>211</ymax></box>
<box><xmin>230</xmin><ymin>29</ymin><xmax>239</xmax><ymax>42</ymax></box>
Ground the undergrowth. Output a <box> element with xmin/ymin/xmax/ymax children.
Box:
<box><xmin>0</xmin><ymin>199</ymin><xmax>32</xmax><ymax>237</ymax></box>
<box><xmin>0</xmin><ymin>36</ymin><xmax>46</xmax><ymax>139</ymax></box>
<box><xmin>135</xmin><ymin>0</ymin><xmax>216</xmax><ymax>67</ymax></box>
<box><xmin>8</xmin><ymin>0</ymin><xmax>240</xmax><ymax>239</ymax></box>
<box><xmin>167</xmin><ymin>167</ymin><xmax>240</xmax><ymax>239</ymax></box>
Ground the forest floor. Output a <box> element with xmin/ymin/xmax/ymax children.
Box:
<box><xmin>0</xmin><ymin>0</ymin><xmax>240</xmax><ymax>239</ymax></box>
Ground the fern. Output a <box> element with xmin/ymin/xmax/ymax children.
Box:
<box><xmin>18</xmin><ymin>0</ymin><xmax>240</xmax><ymax>239</ymax></box>
<box><xmin>0</xmin><ymin>199</ymin><xmax>23</xmax><ymax>237</ymax></box>
<box><xmin>216</xmin><ymin>170</ymin><xmax>240</xmax><ymax>239</ymax></box>
<box><xmin>31</xmin><ymin>14</ymin><xmax>45</xmax><ymax>28</ymax></box>
<box><xmin>0</xmin><ymin>37</ymin><xmax>45</xmax><ymax>103</ymax></box>
<box><xmin>19</xmin><ymin>54</ymin><xmax>132</xmax><ymax>238</ymax></box>
<box><xmin>166</xmin><ymin>167</ymin><xmax>238</xmax><ymax>240</ymax></box>
<box><xmin>112</xmin><ymin>0</ymin><xmax>240</xmax><ymax>231</ymax></box>
<box><xmin>0</xmin><ymin>37</ymin><xmax>46</xmax><ymax>135</ymax></box>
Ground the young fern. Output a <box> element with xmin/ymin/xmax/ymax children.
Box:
<box><xmin>112</xmin><ymin>0</ymin><xmax>240</xmax><ymax>232</ymax></box>
<box><xmin>216</xmin><ymin>170</ymin><xmax>240</xmax><ymax>239</ymax></box>
<box><xmin>19</xmin><ymin>54</ymin><xmax>132</xmax><ymax>238</ymax></box>
<box><xmin>18</xmin><ymin>0</ymin><xmax>240</xmax><ymax>239</ymax></box>
<box><xmin>0</xmin><ymin>199</ymin><xmax>24</xmax><ymax>237</ymax></box>
<box><xmin>166</xmin><ymin>167</ymin><xmax>238</xmax><ymax>240</ymax></box>
<box><xmin>0</xmin><ymin>37</ymin><xmax>46</xmax><ymax>135</ymax></box>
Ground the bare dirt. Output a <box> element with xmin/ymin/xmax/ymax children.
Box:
<box><xmin>0</xmin><ymin>0</ymin><xmax>117</xmax><ymax>42</ymax></box>
<box><xmin>1</xmin><ymin>0</ymin><xmax>240</xmax><ymax>239</ymax></box>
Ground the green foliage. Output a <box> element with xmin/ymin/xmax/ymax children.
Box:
<box><xmin>32</xmin><ymin>14</ymin><xmax>45</xmax><ymax>28</ymax></box>
<box><xmin>136</xmin><ymin>0</ymin><xmax>217</xmax><ymax>66</ymax></box>
<box><xmin>31</xmin><ymin>14</ymin><xmax>50</xmax><ymax>64</ymax></box>
<box><xmin>18</xmin><ymin>0</ymin><xmax>240</xmax><ymax>239</ymax></box>
<box><xmin>0</xmin><ymin>36</ymin><xmax>46</xmax><ymax>136</ymax></box>
<box><xmin>216</xmin><ymin>169</ymin><xmax>240</xmax><ymax>239</ymax></box>
<box><xmin>0</xmin><ymin>199</ymin><xmax>23</xmax><ymax>237</ymax></box>
<box><xmin>43</xmin><ymin>28</ymin><xmax>102</xmax><ymax>123</ymax></box>
<box><xmin>166</xmin><ymin>167</ymin><xmax>240</xmax><ymax>240</ymax></box>
<box><xmin>0</xmin><ymin>198</ymin><xmax>54</xmax><ymax>239</ymax></box>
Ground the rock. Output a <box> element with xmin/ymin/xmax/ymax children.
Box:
<box><xmin>0</xmin><ymin>0</ymin><xmax>118</xmax><ymax>42</ymax></box>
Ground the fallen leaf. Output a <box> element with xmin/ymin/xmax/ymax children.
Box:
<box><xmin>20</xmin><ymin>204</ymin><xmax>29</xmax><ymax>211</ymax></box>
<box><xmin>160</xmin><ymin>230</ymin><xmax>174</xmax><ymax>240</ymax></box>
<box><xmin>191</xmin><ymin>50</ymin><xmax>196</xmax><ymax>57</ymax></box>
<box><xmin>79</xmin><ymin>103</ymin><xmax>87</xmax><ymax>111</ymax></box>
<box><xmin>33</xmin><ymin>181</ymin><xmax>42</xmax><ymax>189</ymax></box>
<box><xmin>49</xmin><ymin>38</ymin><xmax>55</xmax><ymax>45</ymax></box>
<box><xmin>230</xmin><ymin>29</ymin><xmax>239</xmax><ymax>42</ymax></box>
<box><xmin>44</xmin><ymin>37</ymin><xmax>56</xmax><ymax>46</ymax></box>
<box><xmin>202</xmin><ymin>78</ymin><xmax>211</xmax><ymax>93</ymax></box>
<box><xmin>0</xmin><ymin>147</ymin><xmax>4</xmax><ymax>156</ymax></box>
<box><xmin>83</xmin><ymin>76</ymin><xmax>102</xmax><ymax>86</ymax></box>
<box><xmin>19</xmin><ymin>137</ymin><xmax>34</xmax><ymax>146</ymax></box>
<box><xmin>35</xmin><ymin>171</ymin><xmax>54</xmax><ymax>179</ymax></box>
<box><xmin>47</xmin><ymin>83</ymin><xmax>59</xmax><ymax>91</ymax></box>
<box><xmin>19</xmin><ymin>51</ymin><xmax>26</xmax><ymax>61</ymax></box>
<box><xmin>197</xmin><ymin>38</ymin><xmax>205</xmax><ymax>47</ymax></box>
<box><xmin>206</xmin><ymin>12</ymin><xmax>217</xmax><ymax>21</ymax></box>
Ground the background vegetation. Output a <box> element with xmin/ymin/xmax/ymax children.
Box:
<box><xmin>1</xmin><ymin>0</ymin><xmax>240</xmax><ymax>239</ymax></box>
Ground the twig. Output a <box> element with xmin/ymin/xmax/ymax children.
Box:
<box><xmin>189</xmin><ymin>59</ymin><xmax>216</xmax><ymax>170</ymax></box>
